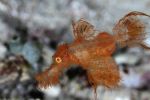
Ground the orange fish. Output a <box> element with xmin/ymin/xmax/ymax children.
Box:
<box><xmin>35</xmin><ymin>11</ymin><xmax>150</xmax><ymax>98</ymax></box>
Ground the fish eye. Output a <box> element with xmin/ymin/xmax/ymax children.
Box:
<box><xmin>55</xmin><ymin>57</ymin><xmax>62</xmax><ymax>63</ymax></box>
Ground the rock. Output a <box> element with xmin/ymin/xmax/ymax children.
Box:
<box><xmin>22</xmin><ymin>40</ymin><xmax>41</xmax><ymax>69</ymax></box>
<box><xmin>99</xmin><ymin>88</ymin><xmax>138</xmax><ymax>100</ymax></box>
<box><xmin>0</xmin><ymin>43</ymin><xmax>7</xmax><ymax>59</ymax></box>
<box><xmin>42</xmin><ymin>46</ymin><xmax>55</xmax><ymax>67</ymax></box>
<box><xmin>115</xmin><ymin>53</ymin><xmax>141</xmax><ymax>65</ymax></box>
<box><xmin>141</xmin><ymin>91</ymin><xmax>150</xmax><ymax>100</ymax></box>
<box><xmin>8</xmin><ymin>34</ymin><xmax>42</xmax><ymax>70</ymax></box>
<box><xmin>41</xmin><ymin>85</ymin><xmax>61</xmax><ymax>98</ymax></box>
<box><xmin>8</xmin><ymin>34</ymin><xmax>24</xmax><ymax>55</ymax></box>
<box><xmin>120</xmin><ymin>68</ymin><xmax>141</xmax><ymax>88</ymax></box>
<box><xmin>140</xmin><ymin>71</ymin><xmax>150</xmax><ymax>89</ymax></box>
<box><xmin>0</xmin><ymin>19</ymin><xmax>11</xmax><ymax>42</ymax></box>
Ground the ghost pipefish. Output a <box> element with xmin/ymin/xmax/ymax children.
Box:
<box><xmin>35</xmin><ymin>11</ymin><xmax>150</xmax><ymax>99</ymax></box>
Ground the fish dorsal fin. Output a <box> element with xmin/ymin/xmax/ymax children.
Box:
<box><xmin>72</xmin><ymin>18</ymin><xmax>97</xmax><ymax>40</ymax></box>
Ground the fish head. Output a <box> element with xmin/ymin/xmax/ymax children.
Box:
<box><xmin>35</xmin><ymin>43</ymin><xmax>75</xmax><ymax>88</ymax></box>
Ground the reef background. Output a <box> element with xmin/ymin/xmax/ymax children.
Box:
<box><xmin>0</xmin><ymin>0</ymin><xmax>150</xmax><ymax>100</ymax></box>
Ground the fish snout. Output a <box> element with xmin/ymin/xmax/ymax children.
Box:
<box><xmin>35</xmin><ymin>65</ymin><xmax>61</xmax><ymax>88</ymax></box>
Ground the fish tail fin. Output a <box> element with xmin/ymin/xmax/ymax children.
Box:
<box><xmin>113</xmin><ymin>11</ymin><xmax>150</xmax><ymax>49</ymax></box>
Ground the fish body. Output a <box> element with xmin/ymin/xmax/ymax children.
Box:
<box><xmin>35</xmin><ymin>11</ymin><xmax>150</xmax><ymax>97</ymax></box>
<box><xmin>69</xmin><ymin>32</ymin><xmax>116</xmax><ymax>68</ymax></box>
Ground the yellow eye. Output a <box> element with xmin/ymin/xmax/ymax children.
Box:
<box><xmin>55</xmin><ymin>57</ymin><xmax>62</xmax><ymax>63</ymax></box>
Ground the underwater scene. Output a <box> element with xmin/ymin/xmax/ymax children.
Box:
<box><xmin>0</xmin><ymin>0</ymin><xmax>150</xmax><ymax>100</ymax></box>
